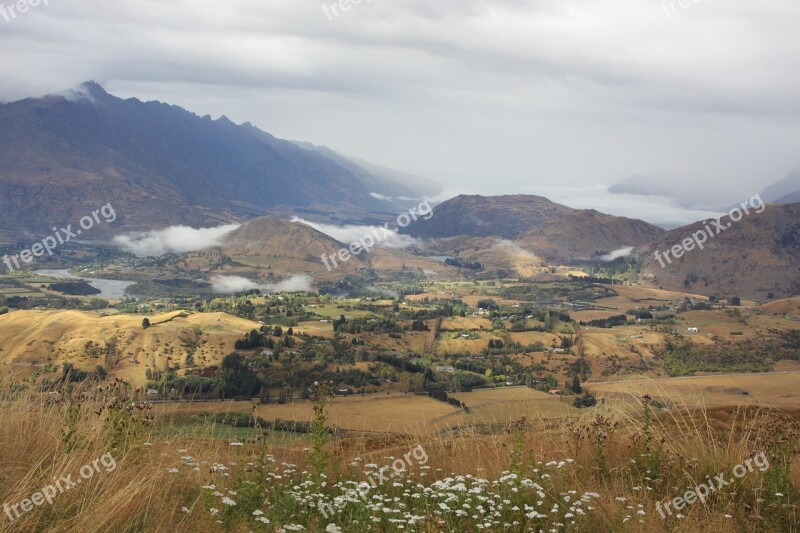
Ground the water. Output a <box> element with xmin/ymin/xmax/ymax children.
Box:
<box><xmin>34</xmin><ymin>269</ymin><xmax>136</xmax><ymax>300</ymax></box>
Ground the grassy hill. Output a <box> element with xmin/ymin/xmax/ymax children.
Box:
<box><xmin>0</xmin><ymin>309</ymin><xmax>260</xmax><ymax>386</ymax></box>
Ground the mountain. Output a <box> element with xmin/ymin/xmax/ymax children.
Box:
<box><xmin>608</xmin><ymin>173</ymin><xmax>724</xmax><ymax>209</ymax></box>
<box><xmin>761</xmin><ymin>171</ymin><xmax>800</xmax><ymax>203</ymax></box>
<box><xmin>635</xmin><ymin>204</ymin><xmax>800</xmax><ymax>299</ymax></box>
<box><xmin>514</xmin><ymin>209</ymin><xmax>665</xmax><ymax>263</ymax></box>
<box><xmin>608</xmin><ymin>174</ymin><xmax>678</xmax><ymax>198</ymax></box>
<box><xmin>776</xmin><ymin>191</ymin><xmax>800</xmax><ymax>203</ymax></box>
<box><xmin>399</xmin><ymin>194</ymin><xmax>575</xmax><ymax>239</ymax></box>
<box><xmin>290</xmin><ymin>141</ymin><xmax>439</xmax><ymax>210</ymax></box>
<box><xmin>0</xmin><ymin>82</ymin><xmax>434</xmax><ymax>239</ymax></box>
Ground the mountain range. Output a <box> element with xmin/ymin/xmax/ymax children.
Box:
<box><xmin>608</xmin><ymin>171</ymin><xmax>800</xmax><ymax>209</ymax></box>
<box><xmin>0</xmin><ymin>82</ymin><xmax>435</xmax><ymax>240</ymax></box>
<box><xmin>2</xmin><ymin>83</ymin><xmax>799</xmax><ymax>300</ymax></box>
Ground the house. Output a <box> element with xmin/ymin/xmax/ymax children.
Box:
<box><xmin>687</xmin><ymin>327</ymin><xmax>699</xmax><ymax>333</ymax></box>
<box><xmin>549</xmin><ymin>347</ymin><xmax>566</xmax><ymax>354</ymax></box>
<box><xmin>146</xmin><ymin>388</ymin><xmax>159</xmax><ymax>396</ymax></box>
<box><xmin>548</xmin><ymin>389</ymin><xmax>561</xmax><ymax>395</ymax></box>
<box><xmin>435</xmin><ymin>365</ymin><xmax>455</xmax><ymax>373</ymax></box>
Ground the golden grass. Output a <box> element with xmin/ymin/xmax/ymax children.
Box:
<box><xmin>0</xmin><ymin>374</ymin><xmax>797</xmax><ymax>532</ymax></box>
<box><xmin>0</xmin><ymin>310</ymin><xmax>261</xmax><ymax>386</ymax></box>
<box><xmin>586</xmin><ymin>373</ymin><xmax>800</xmax><ymax>410</ymax></box>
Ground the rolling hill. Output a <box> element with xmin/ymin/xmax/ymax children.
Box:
<box><xmin>635</xmin><ymin>203</ymin><xmax>800</xmax><ymax>299</ymax></box>
<box><xmin>399</xmin><ymin>194</ymin><xmax>575</xmax><ymax>239</ymax></box>
<box><xmin>514</xmin><ymin>209</ymin><xmax>665</xmax><ymax>263</ymax></box>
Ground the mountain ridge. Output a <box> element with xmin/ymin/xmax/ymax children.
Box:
<box><xmin>0</xmin><ymin>82</ymin><xmax>434</xmax><ymax>239</ymax></box>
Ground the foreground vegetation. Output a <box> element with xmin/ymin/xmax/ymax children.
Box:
<box><xmin>0</xmin><ymin>376</ymin><xmax>797</xmax><ymax>532</ymax></box>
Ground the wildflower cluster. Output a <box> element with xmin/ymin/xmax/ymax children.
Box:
<box><xmin>182</xmin><ymin>451</ymin><xmax>603</xmax><ymax>531</ymax></box>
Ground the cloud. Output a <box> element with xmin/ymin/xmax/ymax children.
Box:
<box><xmin>518</xmin><ymin>184</ymin><xmax>726</xmax><ymax>228</ymax></box>
<box><xmin>292</xmin><ymin>217</ymin><xmax>419</xmax><ymax>249</ymax></box>
<box><xmin>598</xmin><ymin>246</ymin><xmax>634</xmax><ymax>262</ymax></box>
<box><xmin>492</xmin><ymin>239</ymin><xmax>538</xmax><ymax>260</ymax></box>
<box><xmin>209</xmin><ymin>274</ymin><xmax>313</xmax><ymax>294</ymax></box>
<box><xmin>113</xmin><ymin>224</ymin><xmax>239</xmax><ymax>256</ymax></box>
<box><xmin>1</xmin><ymin>0</ymin><xmax>798</xmax><ymax>202</ymax></box>
<box><xmin>53</xmin><ymin>82</ymin><xmax>98</xmax><ymax>103</ymax></box>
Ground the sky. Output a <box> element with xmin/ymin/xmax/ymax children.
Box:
<box><xmin>1</xmin><ymin>0</ymin><xmax>799</xmax><ymax>225</ymax></box>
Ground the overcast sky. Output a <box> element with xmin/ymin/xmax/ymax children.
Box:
<box><xmin>2</xmin><ymin>0</ymin><xmax>799</xmax><ymax>223</ymax></box>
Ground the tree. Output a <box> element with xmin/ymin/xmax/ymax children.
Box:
<box><xmin>287</xmin><ymin>327</ymin><xmax>294</xmax><ymax>336</ymax></box>
<box><xmin>570</xmin><ymin>375</ymin><xmax>582</xmax><ymax>394</ymax></box>
<box><xmin>142</xmin><ymin>318</ymin><xmax>151</xmax><ymax>329</ymax></box>
<box><xmin>273</xmin><ymin>326</ymin><xmax>283</xmax><ymax>337</ymax></box>
<box><xmin>730</xmin><ymin>296</ymin><xmax>741</xmax><ymax>306</ymax></box>
<box><xmin>218</xmin><ymin>352</ymin><xmax>260</xmax><ymax>399</ymax></box>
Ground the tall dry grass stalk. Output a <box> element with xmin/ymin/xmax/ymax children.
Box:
<box><xmin>0</xmin><ymin>374</ymin><xmax>796</xmax><ymax>532</ymax></box>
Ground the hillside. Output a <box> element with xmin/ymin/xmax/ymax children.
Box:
<box><xmin>636</xmin><ymin>203</ymin><xmax>800</xmax><ymax>300</ymax></box>
<box><xmin>0</xmin><ymin>309</ymin><xmax>259</xmax><ymax>386</ymax></box>
<box><xmin>400</xmin><ymin>194</ymin><xmax>575</xmax><ymax>239</ymax></box>
<box><xmin>172</xmin><ymin>216</ymin><xmax>461</xmax><ymax>281</ymax></box>
<box><xmin>0</xmin><ymin>82</ymin><xmax>431</xmax><ymax>239</ymax></box>
<box><xmin>514</xmin><ymin>209</ymin><xmax>665</xmax><ymax>263</ymax></box>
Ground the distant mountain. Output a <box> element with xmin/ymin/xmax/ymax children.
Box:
<box><xmin>608</xmin><ymin>173</ymin><xmax>723</xmax><ymax>209</ymax></box>
<box><xmin>0</xmin><ymin>82</ymin><xmax>435</xmax><ymax>239</ymax></box>
<box><xmin>608</xmin><ymin>174</ymin><xmax>678</xmax><ymax>198</ymax></box>
<box><xmin>761</xmin><ymin>171</ymin><xmax>800</xmax><ymax>203</ymax></box>
<box><xmin>635</xmin><ymin>204</ymin><xmax>800</xmax><ymax>299</ymax></box>
<box><xmin>776</xmin><ymin>191</ymin><xmax>800</xmax><ymax>204</ymax></box>
<box><xmin>515</xmin><ymin>209</ymin><xmax>665</xmax><ymax>263</ymax></box>
<box><xmin>399</xmin><ymin>194</ymin><xmax>575</xmax><ymax>239</ymax></box>
<box><xmin>291</xmin><ymin>141</ymin><xmax>439</xmax><ymax>206</ymax></box>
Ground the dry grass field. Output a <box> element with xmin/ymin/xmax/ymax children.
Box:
<box><xmin>761</xmin><ymin>296</ymin><xmax>800</xmax><ymax>315</ymax></box>
<box><xmin>0</xmin><ymin>310</ymin><xmax>261</xmax><ymax>386</ymax></box>
<box><xmin>153</xmin><ymin>386</ymin><xmax>574</xmax><ymax>435</ymax></box>
<box><xmin>439</xmin><ymin>316</ymin><xmax>493</xmax><ymax>331</ymax></box>
<box><xmin>585</xmin><ymin>372</ymin><xmax>800</xmax><ymax>410</ymax></box>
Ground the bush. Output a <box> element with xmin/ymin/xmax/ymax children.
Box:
<box><xmin>573</xmin><ymin>393</ymin><xmax>597</xmax><ymax>408</ymax></box>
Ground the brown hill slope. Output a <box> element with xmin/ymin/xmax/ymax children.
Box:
<box><xmin>515</xmin><ymin>209</ymin><xmax>665</xmax><ymax>263</ymax></box>
<box><xmin>0</xmin><ymin>310</ymin><xmax>258</xmax><ymax>386</ymax></box>
<box><xmin>180</xmin><ymin>216</ymin><xmax>459</xmax><ymax>281</ymax></box>
<box><xmin>400</xmin><ymin>194</ymin><xmax>575</xmax><ymax>239</ymax></box>
<box><xmin>635</xmin><ymin>204</ymin><xmax>800</xmax><ymax>300</ymax></box>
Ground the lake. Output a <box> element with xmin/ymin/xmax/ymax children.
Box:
<box><xmin>34</xmin><ymin>269</ymin><xmax>136</xmax><ymax>300</ymax></box>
